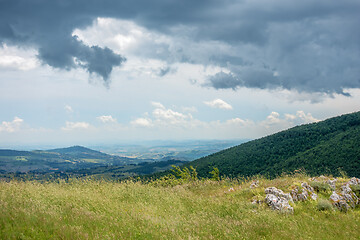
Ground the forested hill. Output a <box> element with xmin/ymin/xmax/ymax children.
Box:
<box><xmin>186</xmin><ymin>111</ymin><xmax>360</xmax><ymax>178</ymax></box>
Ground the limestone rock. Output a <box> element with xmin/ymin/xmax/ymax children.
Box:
<box><xmin>326</xmin><ymin>179</ymin><xmax>337</xmax><ymax>190</ymax></box>
<box><xmin>330</xmin><ymin>192</ymin><xmax>350</xmax><ymax>212</ymax></box>
<box><xmin>340</xmin><ymin>184</ymin><xmax>359</xmax><ymax>207</ymax></box>
<box><xmin>265</xmin><ymin>193</ymin><xmax>294</xmax><ymax>213</ymax></box>
<box><xmin>251</xmin><ymin>199</ymin><xmax>263</xmax><ymax>205</ymax></box>
<box><xmin>290</xmin><ymin>182</ymin><xmax>317</xmax><ymax>202</ymax></box>
<box><xmin>348</xmin><ymin>177</ymin><xmax>360</xmax><ymax>186</ymax></box>
<box><xmin>329</xmin><ymin>183</ymin><xmax>359</xmax><ymax>211</ymax></box>
<box><xmin>250</xmin><ymin>180</ymin><xmax>259</xmax><ymax>189</ymax></box>
<box><xmin>265</xmin><ymin>187</ymin><xmax>293</xmax><ymax>202</ymax></box>
<box><xmin>310</xmin><ymin>192</ymin><xmax>318</xmax><ymax>201</ymax></box>
<box><xmin>265</xmin><ymin>187</ymin><xmax>293</xmax><ymax>213</ymax></box>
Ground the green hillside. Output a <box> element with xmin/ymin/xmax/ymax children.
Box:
<box><xmin>0</xmin><ymin>146</ymin><xmax>138</xmax><ymax>173</ymax></box>
<box><xmin>186</xmin><ymin>111</ymin><xmax>360</xmax><ymax>178</ymax></box>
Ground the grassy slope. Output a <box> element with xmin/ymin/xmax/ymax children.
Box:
<box><xmin>187</xmin><ymin>111</ymin><xmax>360</xmax><ymax>178</ymax></box>
<box><xmin>1</xmin><ymin>176</ymin><xmax>359</xmax><ymax>239</ymax></box>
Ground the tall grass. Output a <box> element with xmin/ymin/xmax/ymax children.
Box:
<box><xmin>0</xmin><ymin>175</ymin><xmax>359</xmax><ymax>239</ymax></box>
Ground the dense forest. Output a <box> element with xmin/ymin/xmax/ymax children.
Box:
<box><xmin>183</xmin><ymin>111</ymin><xmax>360</xmax><ymax>178</ymax></box>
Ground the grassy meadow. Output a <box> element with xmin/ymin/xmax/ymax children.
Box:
<box><xmin>1</xmin><ymin>174</ymin><xmax>359</xmax><ymax>239</ymax></box>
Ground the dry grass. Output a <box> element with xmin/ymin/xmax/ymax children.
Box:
<box><xmin>0</xmin><ymin>175</ymin><xmax>359</xmax><ymax>239</ymax></box>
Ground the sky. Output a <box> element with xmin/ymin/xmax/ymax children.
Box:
<box><xmin>0</xmin><ymin>0</ymin><xmax>360</xmax><ymax>147</ymax></box>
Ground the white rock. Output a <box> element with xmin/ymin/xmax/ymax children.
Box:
<box><xmin>291</xmin><ymin>182</ymin><xmax>317</xmax><ymax>202</ymax></box>
<box><xmin>330</xmin><ymin>191</ymin><xmax>351</xmax><ymax>211</ymax></box>
<box><xmin>250</xmin><ymin>180</ymin><xmax>259</xmax><ymax>189</ymax></box>
<box><xmin>265</xmin><ymin>187</ymin><xmax>293</xmax><ymax>202</ymax></box>
<box><xmin>265</xmin><ymin>193</ymin><xmax>294</xmax><ymax>213</ymax></box>
<box><xmin>326</xmin><ymin>179</ymin><xmax>337</xmax><ymax>190</ymax></box>
<box><xmin>310</xmin><ymin>193</ymin><xmax>318</xmax><ymax>201</ymax></box>
<box><xmin>348</xmin><ymin>177</ymin><xmax>360</xmax><ymax>186</ymax></box>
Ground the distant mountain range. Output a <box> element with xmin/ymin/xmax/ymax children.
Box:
<box><xmin>183</xmin><ymin>111</ymin><xmax>360</xmax><ymax>178</ymax></box>
<box><xmin>90</xmin><ymin>139</ymin><xmax>247</xmax><ymax>161</ymax></box>
<box><xmin>3</xmin><ymin>111</ymin><xmax>359</xmax><ymax>179</ymax></box>
<box><xmin>0</xmin><ymin>141</ymin><xmax>243</xmax><ymax>179</ymax></box>
<box><xmin>0</xmin><ymin>146</ymin><xmax>139</xmax><ymax>173</ymax></box>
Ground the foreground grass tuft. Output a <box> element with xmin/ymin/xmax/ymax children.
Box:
<box><xmin>1</xmin><ymin>175</ymin><xmax>359</xmax><ymax>239</ymax></box>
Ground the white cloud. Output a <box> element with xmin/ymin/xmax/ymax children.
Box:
<box><xmin>97</xmin><ymin>115</ymin><xmax>117</xmax><ymax>123</ymax></box>
<box><xmin>182</xmin><ymin>106</ymin><xmax>198</xmax><ymax>113</ymax></box>
<box><xmin>264</xmin><ymin>111</ymin><xmax>281</xmax><ymax>125</ymax></box>
<box><xmin>131</xmin><ymin>118</ymin><xmax>152</xmax><ymax>127</ymax></box>
<box><xmin>131</xmin><ymin>102</ymin><xmax>195</xmax><ymax>128</ymax></box>
<box><xmin>151</xmin><ymin>101</ymin><xmax>165</xmax><ymax>109</ymax></box>
<box><xmin>0</xmin><ymin>44</ymin><xmax>39</xmax><ymax>71</ymax></box>
<box><xmin>128</xmin><ymin>108</ymin><xmax>319</xmax><ymax>140</ymax></box>
<box><xmin>285</xmin><ymin>113</ymin><xmax>297</xmax><ymax>121</ymax></box>
<box><xmin>152</xmin><ymin>107</ymin><xmax>191</xmax><ymax>126</ymax></box>
<box><xmin>61</xmin><ymin>121</ymin><xmax>90</xmax><ymax>131</ymax></box>
<box><xmin>226</xmin><ymin>118</ymin><xmax>248</xmax><ymax>126</ymax></box>
<box><xmin>0</xmin><ymin>117</ymin><xmax>24</xmax><ymax>132</ymax></box>
<box><xmin>295</xmin><ymin>111</ymin><xmax>319</xmax><ymax>123</ymax></box>
<box><xmin>284</xmin><ymin>111</ymin><xmax>319</xmax><ymax>124</ymax></box>
<box><xmin>64</xmin><ymin>105</ymin><xmax>74</xmax><ymax>113</ymax></box>
<box><xmin>204</xmin><ymin>99</ymin><xmax>233</xmax><ymax>110</ymax></box>
<box><xmin>260</xmin><ymin>111</ymin><xmax>319</xmax><ymax>132</ymax></box>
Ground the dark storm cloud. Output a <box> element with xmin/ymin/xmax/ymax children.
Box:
<box><xmin>205</xmin><ymin>69</ymin><xmax>280</xmax><ymax>91</ymax></box>
<box><xmin>1</xmin><ymin>0</ymin><xmax>360</xmax><ymax>93</ymax></box>
<box><xmin>205</xmin><ymin>72</ymin><xmax>241</xmax><ymax>90</ymax></box>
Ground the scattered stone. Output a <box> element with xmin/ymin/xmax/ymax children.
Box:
<box><xmin>259</xmin><ymin>177</ymin><xmax>360</xmax><ymax>214</ymax></box>
<box><xmin>340</xmin><ymin>184</ymin><xmax>359</xmax><ymax>207</ymax></box>
<box><xmin>251</xmin><ymin>199</ymin><xmax>263</xmax><ymax>205</ymax></box>
<box><xmin>265</xmin><ymin>187</ymin><xmax>293</xmax><ymax>202</ymax></box>
<box><xmin>265</xmin><ymin>193</ymin><xmax>294</xmax><ymax>213</ymax></box>
<box><xmin>301</xmin><ymin>182</ymin><xmax>318</xmax><ymax>200</ymax></box>
<box><xmin>265</xmin><ymin>187</ymin><xmax>294</xmax><ymax>213</ymax></box>
<box><xmin>330</xmin><ymin>192</ymin><xmax>350</xmax><ymax>212</ymax></box>
<box><xmin>326</xmin><ymin>179</ymin><xmax>337</xmax><ymax>190</ymax></box>
<box><xmin>310</xmin><ymin>193</ymin><xmax>318</xmax><ymax>201</ymax></box>
<box><xmin>329</xmin><ymin>181</ymin><xmax>359</xmax><ymax>210</ymax></box>
<box><xmin>291</xmin><ymin>187</ymin><xmax>307</xmax><ymax>201</ymax></box>
<box><xmin>250</xmin><ymin>180</ymin><xmax>259</xmax><ymax>189</ymax></box>
<box><xmin>348</xmin><ymin>177</ymin><xmax>360</xmax><ymax>186</ymax></box>
<box><xmin>291</xmin><ymin>182</ymin><xmax>317</xmax><ymax>202</ymax></box>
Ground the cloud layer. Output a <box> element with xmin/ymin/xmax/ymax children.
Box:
<box><xmin>0</xmin><ymin>117</ymin><xmax>23</xmax><ymax>133</ymax></box>
<box><xmin>1</xmin><ymin>0</ymin><xmax>359</xmax><ymax>93</ymax></box>
<box><xmin>204</xmin><ymin>99</ymin><xmax>233</xmax><ymax>110</ymax></box>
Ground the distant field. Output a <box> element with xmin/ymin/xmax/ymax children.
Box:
<box><xmin>1</xmin><ymin>174</ymin><xmax>359</xmax><ymax>239</ymax></box>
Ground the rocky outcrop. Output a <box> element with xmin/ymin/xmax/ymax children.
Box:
<box><xmin>330</xmin><ymin>192</ymin><xmax>350</xmax><ymax>212</ymax></box>
<box><xmin>265</xmin><ymin>187</ymin><xmax>293</xmax><ymax>213</ymax></box>
<box><xmin>329</xmin><ymin>177</ymin><xmax>360</xmax><ymax>211</ymax></box>
<box><xmin>326</xmin><ymin>179</ymin><xmax>337</xmax><ymax>190</ymax></box>
<box><xmin>265</xmin><ymin>187</ymin><xmax>293</xmax><ymax>201</ymax></box>
<box><xmin>291</xmin><ymin>182</ymin><xmax>317</xmax><ymax>201</ymax></box>
<box><xmin>309</xmin><ymin>176</ymin><xmax>337</xmax><ymax>191</ymax></box>
<box><xmin>260</xmin><ymin>177</ymin><xmax>360</xmax><ymax>213</ymax></box>
<box><xmin>348</xmin><ymin>177</ymin><xmax>360</xmax><ymax>186</ymax></box>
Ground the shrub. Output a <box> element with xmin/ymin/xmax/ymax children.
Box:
<box><xmin>209</xmin><ymin>167</ymin><xmax>220</xmax><ymax>181</ymax></box>
<box><xmin>171</xmin><ymin>165</ymin><xmax>198</xmax><ymax>182</ymax></box>
<box><xmin>310</xmin><ymin>181</ymin><xmax>332</xmax><ymax>193</ymax></box>
<box><xmin>316</xmin><ymin>199</ymin><xmax>333</xmax><ymax>211</ymax></box>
